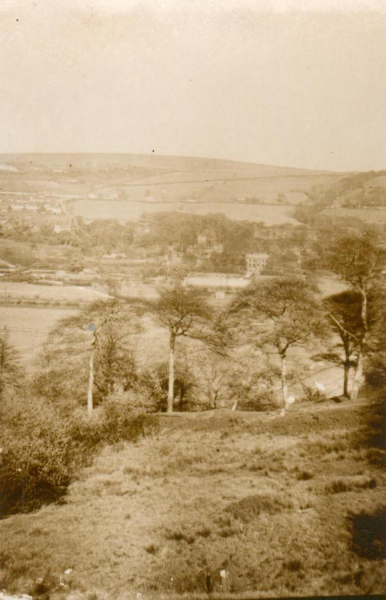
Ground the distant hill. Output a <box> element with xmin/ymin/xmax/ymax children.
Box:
<box><xmin>0</xmin><ymin>153</ymin><xmax>342</xmax><ymax>206</ymax></box>
<box><xmin>324</xmin><ymin>170</ymin><xmax>386</xmax><ymax>209</ymax></box>
<box><xmin>4</xmin><ymin>154</ymin><xmax>385</xmax><ymax>225</ymax></box>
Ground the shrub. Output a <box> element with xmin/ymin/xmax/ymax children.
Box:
<box><xmin>101</xmin><ymin>391</ymin><xmax>160</xmax><ymax>443</ymax></box>
<box><xmin>69</xmin><ymin>389</ymin><xmax>159</xmax><ymax>449</ymax></box>
<box><xmin>300</xmin><ymin>383</ymin><xmax>325</xmax><ymax>403</ymax></box>
<box><xmin>0</xmin><ymin>390</ymin><xmax>159</xmax><ymax>517</ymax></box>
<box><xmin>69</xmin><ymin>407</ymin><xmax>109</xmax><ymax>452</ymax></box>
<box><xmin>0</xmin><ymin>398</ymin><xmax>76</xmax><ymax>516</ymax></box>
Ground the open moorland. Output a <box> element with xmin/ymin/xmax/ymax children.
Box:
<box><xmin>0</xmin><ymin>399</ymin><xmax>385</xmax><ymax>599</ymax></box>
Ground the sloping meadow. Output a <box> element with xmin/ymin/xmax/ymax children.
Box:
<box><xmin>0</xmin><ymin>402</ymin><xmax>385</xmax><ymax>599</ymax></box>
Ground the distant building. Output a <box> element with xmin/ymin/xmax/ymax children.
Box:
<box><xmin>245</xmin><ymin>253</ymin><xmax>269</xmax><ymax>276</ymax></box>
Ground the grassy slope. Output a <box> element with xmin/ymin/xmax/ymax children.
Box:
<box><xmin>0</xmin><ymin>400</ymin><xmax>385</xmax><ymax>599</ymax></box>
<box><xmin>0</xmin><ymin>153</ymin><xmax>341</xmax><ymax>207</ymax></box>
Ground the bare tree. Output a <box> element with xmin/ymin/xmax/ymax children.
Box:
<box><xmin>195</xmin><ymin>351</ymin><xmax>231</xmax><ymax>409</ymax></box>
<box><xmin>318</xmin><ymin>291</ymin><xmax>363</xmax><ymax>397</ymax></box>
<box><xmin>34</xmin><ymin>298</ymin><xmax>141</xmax><ymax>415</ymax></box>
<box><xmin>321</xmin><ymin>231</ymin><xmax>385</xmax><ymax>400</ymax></box>
<box><xmin>152</xmin><ymin>283</ymin><xmax>211</xmax><ymax>413</ymax></box>
<box><xmin>229</xmin><ymin>277</ymin><xmax>325</xmax><ymax>411</ymax></box>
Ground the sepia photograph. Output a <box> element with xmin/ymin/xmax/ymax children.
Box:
<box><xmin>0</xmin><ymin>0</ymin><xmax>385</xmax><ymax>599</ymax></box>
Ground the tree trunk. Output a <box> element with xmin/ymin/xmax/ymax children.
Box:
<box><xmin>351</xmin><ymin>290</ymin><xmax>368</xmax><ymax>401</ymax></box>
<box><xmin>280</xmin><ymin>353</ymin><xmax>288</xmax><ymax>410</ymax></box>
<box><xmin>361</xmin><ymin>291</ymin><xmax>368</xmax><ymax>334</ymax></box>
<box><xmin>167</xmin><ymin>335</ymin><xmax>175</xmax><ymax>414</ymax></box>
<box><xmin>351</xmin><ymin>349</ymin><xmax>364</xmax><ymax>401</ymax></box>
<box><xmin>88</xmin><ymin>348</ymin><xmax>95</xmax><ymax>417</ymax></box>
<box><xmin>343</xmin><ymin>361</ymin><xmax>350</xmax><ymax>397</ymax></box>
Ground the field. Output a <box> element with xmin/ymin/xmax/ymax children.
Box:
<box><xmin>0</xmin><ymin>283</ymin><xmax>110</xmax><ymax>304</ymax></box>
<box><xmin>323</xmin><ymin>207</ymin><xmax>386</xmax><ymax>222</ymax></box>
<box><xmin>0</xmin><ymin>306</ymin><xmax>77</xmax><ymax>364</ymax></box>
<box><xmin>0</xmin><ymin>400</ymin><xmax>384</xmax><ymax>599</ymax></box>
<box><xmin>3</xmin><ymin>153</ymin><xmax>385</xmax><ymax>226</ymax></box>
<box><xmin>68</xmin><ymin>199</ymin><xmax>298</xmax><ymax>225</ymax></box>
<box><xmin>0</xmin><ymin>282</ymin><xmax>112</xmax><ymax>365</ymax></box>
<box><xmin>0</xmin><ymin>153</ymin><xmax>343</xmax><ymax>227</ymax></box>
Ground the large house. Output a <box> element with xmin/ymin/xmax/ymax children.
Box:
<box><xmin>245</xmin><ymin>253</ymin><xmax>269</xmax><ymax>276</ymax></box>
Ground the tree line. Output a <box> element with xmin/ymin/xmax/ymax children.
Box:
<box><xmin>2</xmin><ymin>225</ymin><xmax>385</xmax><ymax>415</ymax></box>
<box><xmin>1</xmin><ymin>222</ymin><xmax>385</xmax><ymax>516</ymax></box>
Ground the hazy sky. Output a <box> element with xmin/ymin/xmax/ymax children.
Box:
<box><xmin>0</xmin><ymin>0</ymin><xmax>385</xmax><ymax>171</ymax></box>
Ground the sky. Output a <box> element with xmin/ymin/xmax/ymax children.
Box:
<box><xmin>0</xmin><ymin>0</ymin><xmax>385</xmax><ymax>171</ymax></box>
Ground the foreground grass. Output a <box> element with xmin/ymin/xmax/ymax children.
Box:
<box><xmin>0</xmin><ymin>401</ymin><xmax>385</xmax><ymax>599</ymax></box>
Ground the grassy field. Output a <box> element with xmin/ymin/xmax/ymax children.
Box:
<box><xmin>0</xmin><ymin>399</ymin><xmax>384</xmax><ymax>599</ymax></box>
<box><xmin>0</xmin><ymin>283</ymin><xmax>110</xmax><ymax>304</ymax></box>
<box><xmin>0</xmin><ymin>306</ymin><xmax>77</xmax><ymax>364</ymax></box>
<box><xmin>69</xmin><ymin>199</ymin><xmax>299</xmax><ymax>225</ymax></box>
<box><xmin>323</xmin><ymin>207</ymin><xmax>386</xmax><ymax>222</ymax></box>
<box><xmin>0</xmin><ymin>153</ymin><xmax>342</xmax><ymax>226</ymax></box>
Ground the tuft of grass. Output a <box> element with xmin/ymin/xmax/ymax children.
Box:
<box><xmin>196</xmin><ymin>527</ymin><xmax>212</xmax><ymax>538</ymax></box>
<box><xmin>325</xmin><ymin>477</ymin><xmax>377</xmax><ymax>495</ymax></box>
<box><xmin>144</xmin><ymin>544</ymin><xmax>158</xmax><ymax>555</ymax></box>
<box><xmin>165</xmin><ymin>529</ymin><xmax>196</xmax><ymax>544</ymax></box>
<box><xmin>284</xmin><ymin>559</ymin><xmax>303</xmax><ymax>572</ymax></box>
<box><xmin>226</xmin><ymin>493</ymin><xmax>293</xmax><ymax>523</ymax></box>
<box><xmin>296</xmin><ymin>470</ymin><xmax>314</xmax><ymax>481</ymax></box>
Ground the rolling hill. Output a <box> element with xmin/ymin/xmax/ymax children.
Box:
<box><xmin>0</xmin><ymin>153</ymin><xmax>341</xmax><ymax>206</ymax></box>
<box><xmin>2</xmin><ymin>154</ymin><xmax>385</xmax><ymax>224</ymax></box>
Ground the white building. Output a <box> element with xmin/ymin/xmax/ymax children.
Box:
<box><xmin>184</xmin><ymin>274</ymin><xmax>250</xmax><ymax>290</ymax></box>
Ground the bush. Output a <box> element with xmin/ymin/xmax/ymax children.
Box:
<box><xmin>0</xmin><ymin>398</ymin><xmax>76</xmax><ymax>516</ymax></box>
<box><xmin>69</xmin><ymin>407</ymin><xmax>109</xmax><ymax>452</ymax></box>
<box><xmin>300</xmin><ymin>384</ymin><xmax>325</xmax><ymax>403</ymax></box>
<box><xmin>101</xmin><ymin>393</ymin><xmax>160</xmax><ymax>443</ymax></box>
<box><xmin>0</xmin><ymin>390</ymin><xmax>159</xmax><ymax>517</ymax></box>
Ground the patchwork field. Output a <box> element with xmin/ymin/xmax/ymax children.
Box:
<box><xmin>0</xmin><ymin>400</ymin><xmax>384</xmax><ymax>599</ymax></box>
<box><xmin>0</xmin><ymin>153</ymin><xmax>345</xmax><ymax>227</ymax></box>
